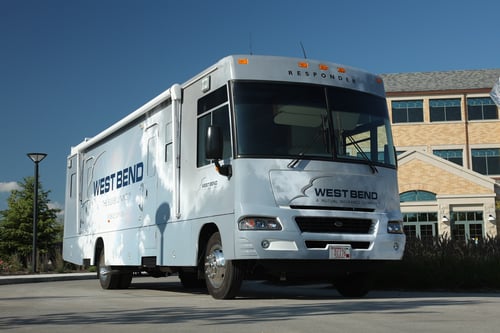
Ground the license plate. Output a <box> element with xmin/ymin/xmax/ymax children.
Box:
<box><xmin>328</xmin><ymin>244</ymin><xmax>351</xmax><ymax>259</ymax></box>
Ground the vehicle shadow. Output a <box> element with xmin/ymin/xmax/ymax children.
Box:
<box><xmin>129</xmin><ymin>275</ymin><xmax>344</xmax><ymax>300</ymax></box>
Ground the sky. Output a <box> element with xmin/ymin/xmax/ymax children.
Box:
<box><xmin>0</xmin><ymin>0</ymin><xmax>499</xmax><ymax>214</ymax></box>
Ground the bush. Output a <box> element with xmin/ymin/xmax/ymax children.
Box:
<box><xmin>373</xmin><ymin>236</ymin><xmax>500</xmax><ymax>291</ymax></box>
<box><xmin>0</xmin><ymin>254</ymin><xmax>23</xmax><ymax>274</ymax></box>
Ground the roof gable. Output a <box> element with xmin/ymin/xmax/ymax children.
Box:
<box><xmin>398</xmin><ymin>150</ymin><xmax>496</xmax><ymax>192</ymax></box>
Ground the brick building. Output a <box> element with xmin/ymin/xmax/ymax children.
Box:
<box><xmin>380</xmin><ymin>69</ymin><xmax>500</xmax><ymax>242</ymax></box>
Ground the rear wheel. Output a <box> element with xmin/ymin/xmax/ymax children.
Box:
<box><xmin>333</xmin><ymin>272</ymin><xmax>371</xmax><ymax>297</ymax></box>
<box><xmin>204</xmin><ymin>232</ymin><xmax>243</xmax><ymax>299</ymax></box>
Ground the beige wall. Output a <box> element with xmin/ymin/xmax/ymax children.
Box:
<box><xmin>399</xmin><ymin>159</ymin><xmax>492</xmax><ymax>196</ymax></box>
<box><xmin>468</xmin><ymin>122</ymin><xmax>500</xmax><ymax>144</ymax></box>
<box><xmin>393</xmin><ymin>123</ymin><xmax>467</xmax><ymax>147</ymax></box>
<box><xmin>388</xmin><ymin>93</ymin><xmax>499</xmax><ymax>239</ymax></box>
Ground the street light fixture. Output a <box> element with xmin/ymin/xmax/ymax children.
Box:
<box><xmin>27</xmin><ymin>152</ymin><xmax>47</xmax><ymax>273</ymax></box>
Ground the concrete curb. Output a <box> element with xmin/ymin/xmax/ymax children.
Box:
<box><xmin>0</xmin><ymin>272</ymin><xmax>97</xmax><ymax>285</ymax></box>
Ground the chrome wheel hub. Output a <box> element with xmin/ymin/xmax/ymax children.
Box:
<box><xmin>205</xmin><ymin>249</ymin><xmax>225</xmax><ymax>288</ymax></box>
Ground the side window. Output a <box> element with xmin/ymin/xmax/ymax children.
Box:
<box><xmin>70</xmin><ymin>173</ymin><xmax>76</xmax><ymax>198</ymax></box>
<box><xmin>84</xmin><ymin>157</ymin><xmax>94</xmax><ymax>199</ymax></box>
<box><xmin>197</xmin><ymin>85</ymin><xmax>231</xmax><ymax>167</ymax></box>
<box><xmin>213</xmin><ymin>106</ymin><xmax>231</xmax><ymax>159</ymax></box>
<box><xmin>147</xmin><ymin>136</ymin><xmax>157</xmax><ymax>176</ymax></box>
<box><xmin>197</xmin><ymin>113</ymin><xmax>212</xmax><ymax>167</ymax></box>
<box><xmin>146</xmin><ymin>124</ymin><xmax>158</xmax><ymax>177</ymax></box>
<box><xmin>165</xmin><ymin>121</ymin><xmax>172</xmax><ymax>163</ymax></box>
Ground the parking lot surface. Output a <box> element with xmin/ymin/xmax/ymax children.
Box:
<box><xmin>1</xmin><ymin>275</ymin><xmax>500</xmax><ymax>332</ymax></box>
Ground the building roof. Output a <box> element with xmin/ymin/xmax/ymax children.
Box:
<box><xmin>380</xmin><ymin>69</ymin><xmax>500</xmax><ymax>93</ymax></box>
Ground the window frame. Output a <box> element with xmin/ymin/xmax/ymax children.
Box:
<box><xmin>451</xmin><ymin>211</ymin><xmax>484</xmax><ymax>242</ymax></box>
<box><xmin>231</xmin><ymin>80</ymin><xmax>397</xmax><ymax>168</ymax></box>
<box><xmin>196</xmin><ymin>85</ymin><xmax>231</xmax><ymax>168</ymax></box>
<box><xmin>471</xmin><ymin>148</ymin><xmax>500</xmax><ymax>176</ymax></box>
<box><xmin>467</xmin><ymin>97</ymin><xmax>499</xmax><ymax>121</ymax></box>
<box><xmin>400</xmin><ymin>190</ymin><xmax>437</xmax><ymax>202</ymax></box>
<box><xmin>429</xmin><ymin>98</ymin><xmax>462</xmax><ymax>122</ymax></box>
<box><xmin>433</xmin><ymin>149</ymin><xmax>464</xmax><ymax>166</ymax></box>
<box><xmin>402</xmin><ymin>211</ymin><xmax>438</xmax><ymax>242</ymax></box>
<box><xmin>391</xmin><ymin>100</ymin><xmax>424</xmax><ymax>124</ymax></box>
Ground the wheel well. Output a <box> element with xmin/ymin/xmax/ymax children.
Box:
<box><xmin>94</xmin><ymin>238</ymin><xmax>104</xmax><ymax>266</ymax></box>
<box><xmin>198</xmin><ymin>223</ymin><xmax>218</xmax><ymax>265</ymax></box>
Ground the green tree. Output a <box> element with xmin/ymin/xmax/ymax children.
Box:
<box><xmin>0</xmin><ymin>177</ymin><xmax>62</xmax><ymax>269</ymax></box>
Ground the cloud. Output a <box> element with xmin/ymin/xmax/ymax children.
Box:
<box><xmin>48</xmin><ymin>201</ymin><xmax>65</xmax><ymax>217</ymax></box>
<box><xmin>0</xmin><ymin>182</ymin><xmax>21</xmax><ymax>193</ymax></box>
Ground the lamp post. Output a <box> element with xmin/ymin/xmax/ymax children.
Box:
<box><xmin>27</xmin><ymin>153</ymin><xmax>47</xmax><ymax>273</ymax></box>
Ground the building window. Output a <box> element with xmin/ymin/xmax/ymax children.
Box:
<box><xmin>391</xmin><ymin>100</ymin><xmax>423</xmax><ymax>123</ymax></box>
<box><xmin>402</xmin><ymin>212</ymin><xmax>438</xmax><ymax>243</ymax></box>
<box><xmin>433</xmin><ymin>149</ymin><xmax>463</xmax><ymax>166</ymax></box>
<box><xmin>400</xmin><ymin>190</ymin><xmax>436</xmax><ymax>202</ymax></box>
<box><xmin>429</xmin><ymin>99</ymin><xmax>461</xmax><ymax>122</ymax></box>
<box><xmin>451</xmin><ymin>211</ymin><xmax>484</xmax><ymax>242</ymax></box>
<box><xmin>471</xmin><ymin>148</ymin><xmax>500</xmax><ymax>175</ymax></box>
<box><xmin>467</xmin><ymin>97</ymin><xmax>498</xmax><ymax>120</ymax></box>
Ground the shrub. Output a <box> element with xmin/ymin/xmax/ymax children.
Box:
<box><xmin>373</xmin><ymin>236</ymin><xmax>500</xmax><ymax>291</ymax></box>
<box><xmin>0</xmin><ymin>254</ymin><xmax>23</xmax><ymax>274</ymax></box>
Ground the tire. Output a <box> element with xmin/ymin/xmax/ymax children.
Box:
<box><xmin>333</xmin><ymin>272</ymin><xmax>371</xmax><ymax>297</ymax></box>
<box><xmin>97</xmin><ymin>247</ymin><xmax>121</xmax><ymax>290</ymax></box>
<box><xmin>203</xmin><ymin>232</ymin><xmax>243</xmax><ymax>299</ymax></box>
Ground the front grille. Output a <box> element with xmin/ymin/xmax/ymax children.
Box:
<box><xmin>295</xmin><ymin>216</ymin><xmax>373</xmax><ymax>234</ymax></box>
<box><xmin>305</xmin><ymin>241</ymin><xmax>371</xmax><ymax>249</ymax></box>
<box><xmin>290</xmin><ymin>205</ymin><xmax>375</xmax><ymax>213</ymax></box>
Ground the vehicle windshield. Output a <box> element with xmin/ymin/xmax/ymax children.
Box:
<box><xmin>232</xmin><ymin>81</ymin><xmax>396</xmax><ymax>168</ymax></box>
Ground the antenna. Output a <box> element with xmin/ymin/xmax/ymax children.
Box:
<box><xmin>299</xmin><ymin>41</ymin><xmax>307</xmax><ymax>59</ymax></box>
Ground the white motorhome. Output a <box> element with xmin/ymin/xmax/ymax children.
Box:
<box><xmin>63</xmin><ymin>55</ymin><xmax>405</xmax><ymax>299</ymax></box>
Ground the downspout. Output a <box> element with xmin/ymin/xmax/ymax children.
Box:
<box><xmin>171</xmin><ymin>84</ymin><xmax>182</xmax><ymax>219</ymax></box>
<box><xmin>463</xmin><ymin>93</ymin><xmax>470</xmax><ymax>169</ymax></box>
<box><xmin>76</xmin><ymin>152</ymin><xmax>81</xmax><ymax>234</ymax></box>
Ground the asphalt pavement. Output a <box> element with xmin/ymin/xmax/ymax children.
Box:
<box><xmin>3</xmin><ymin>276</ymin><xmax>500</xmax><ymax>333</ymax></box>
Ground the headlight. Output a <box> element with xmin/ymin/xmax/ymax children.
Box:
<box><xmin>387</xmin><ymin>220</ymin><xmax>404</xmax><ymax>234</ymax></box>
<box><xmin>238</xmin><ymin>217</ymin><xmax>282</xmax><ymax>230</ymax></box>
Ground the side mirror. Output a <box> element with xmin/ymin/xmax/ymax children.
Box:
<box><xmin>206</xmin><ymin>126</ymin><xmax>223</xmax><ymax>160</ymax></box>
<box><xmin>205</xmin><ymin>125</ymin><xmax>232</xmax><ymax>178</ymax></box>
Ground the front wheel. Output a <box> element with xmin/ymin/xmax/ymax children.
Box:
<box><xmin>203</xmin><ymin>232</ymin><xmax>243</xmax><ymax>299</ymax></box>
<box><xmin>97</xmin><ymin>248</ymin><xmax>132</xmax><ymax>289</ymax></box>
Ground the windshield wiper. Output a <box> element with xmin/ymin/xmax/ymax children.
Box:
<box><xmin>288</xmin><ymin>116</ymin><xmax>330</xmax><ymax>168</ymax></box>
<box><xmin>287</xmin><ymin>132</ymin><xmax>321</xmax><ymax>168</ymax></box>
<box><xmin>346</xmin><ymin>135</ymin><xmax>378</xmax><ymax>174</ymax></box>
